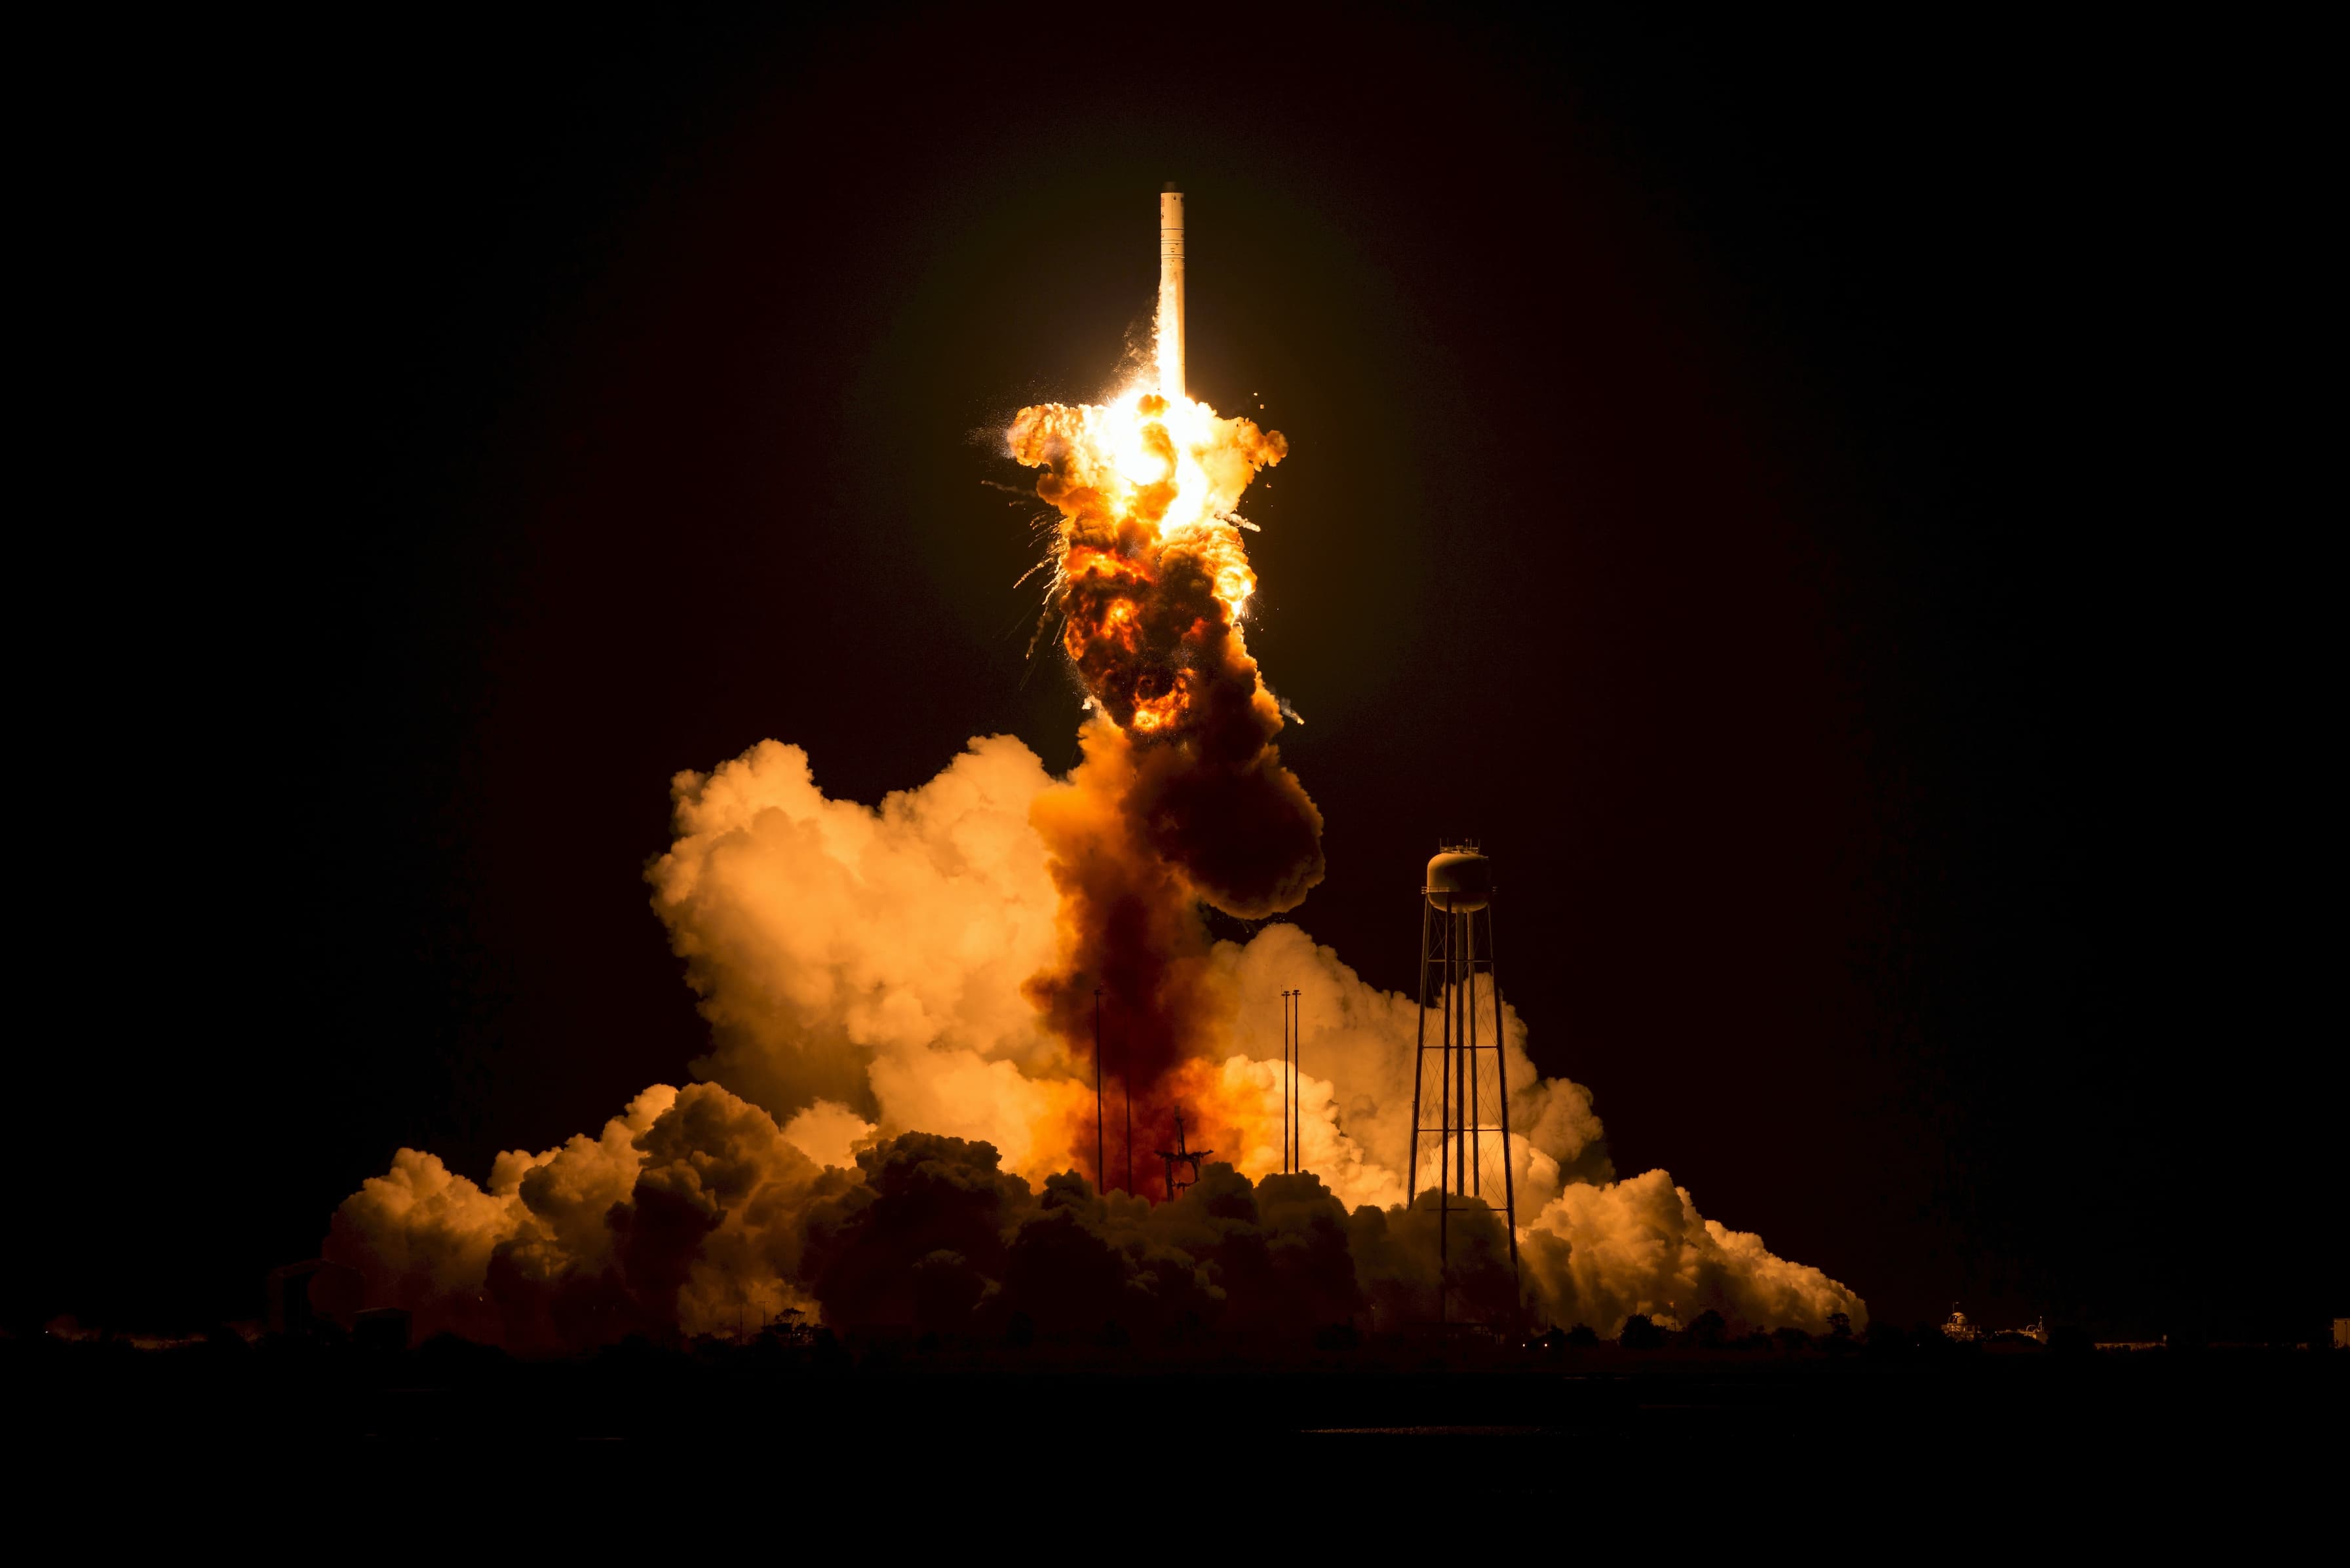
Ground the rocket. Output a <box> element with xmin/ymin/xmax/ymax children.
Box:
<box><xmin>1158</xmin><ymin>183</ymin><xmax>1184</xmax><ymax>401</ymax></box>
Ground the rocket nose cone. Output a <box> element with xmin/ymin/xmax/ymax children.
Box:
<box><xmin>1163</xmin><ymin>181</ymin><xmax>1182</xmax><ymax>193</ymax></box>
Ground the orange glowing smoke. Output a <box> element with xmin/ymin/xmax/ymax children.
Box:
<box><xmin>1010</xmin><ymin>383</ymin><xmax>1322</xmax><ymax>1175</ymax></box>
<box><xmin>322</xmin><ymin>232</ymin><xmax>1867</xmax><ymax>1341</ymax></box>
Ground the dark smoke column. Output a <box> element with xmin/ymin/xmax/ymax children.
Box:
<box><xmin>1009</xmin><ymin>185</ymin><xmax>1322</xmax><ymax>1162</ymax></box>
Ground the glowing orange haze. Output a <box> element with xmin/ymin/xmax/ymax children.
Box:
<box><xmin>324</xmin><ymin>342</ymin><xmax>1868</xmax><ymax>1345</ymax></box>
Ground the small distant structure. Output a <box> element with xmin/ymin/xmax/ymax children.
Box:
<box><xmin>2016</xmin><ymin>1316</ymin><xmax>2049</xmax><ymax>1345</ymax></box>
<box><xmin>2333</xmin><ymin>1318</ymin><xmax>2349</xmax><ymax>1350</ymax></box>
<box><xmin>1940</xmin><ymin>1303</ymin><xmax>1981</xmax><ymax>1343</ymax></box>
<box><xmin>1156</xmin><ymin>1107</ymin><xmax>1210</xmax><ymax>1200</ymax></box>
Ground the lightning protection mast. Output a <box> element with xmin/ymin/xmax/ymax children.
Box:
<box><xmin>1282</xmin><ymin>989</ymin><xmax>1300</xmax><ymax>1172</ymax></box>
<box><xmin>1406</xmin><ymin>842</ymin><xmax>1520</xmax><ymax>1324</ymax></box>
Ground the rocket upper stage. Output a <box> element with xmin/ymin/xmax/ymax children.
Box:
<box><xmin>1158</xmin><ymin>185</ymin><xmax>1185</xmax><ymax>400</ymax></box>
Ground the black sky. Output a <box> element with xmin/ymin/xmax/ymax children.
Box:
<box><xmin>22</xmin><ymin>7</ymin><xmax>2333</xmax><ymax>1339</ymax></box>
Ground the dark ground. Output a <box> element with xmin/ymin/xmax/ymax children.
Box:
<box><xmin>16</xmin><ymin>1330</ymin><xmax>2338</xmax><ymax>1491</ymax></box>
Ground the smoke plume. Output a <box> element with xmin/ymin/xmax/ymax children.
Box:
<box><xmin>332</xmin><ymin>732</ymin><xmax>1864</xmax><ymax>1345</ymax></box>
<box><xmin>328</xmin><ymin>366</ymin><xmax>1864</xmax><ymax>1346</ymax></box>
<box><xmin>1011</xmin><ymin>390</ymin><xmax>1322</xmax><ymax>1158</ymax></box>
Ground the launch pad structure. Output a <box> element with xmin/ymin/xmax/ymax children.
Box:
<box><xmin>1408</xmin><ymin>842</ymin><xmax>1520</xmax><ymax>1322</ymax></box>
<box><xmin>1157</xmin><ymin>1109</ymin><xmax>1210</xmax><ymax>1201</ymax></box>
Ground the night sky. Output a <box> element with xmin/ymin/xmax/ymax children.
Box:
<box><xmin>22</xmin><ymin>9</ymin><xmax>2331</xmax><ymax>1339</ymax></box>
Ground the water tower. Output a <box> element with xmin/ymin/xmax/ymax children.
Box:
<box><xmin>1408</xmin><ymin>841</ymin><xmax>1520</xmax><ymax>1318</ymax></box>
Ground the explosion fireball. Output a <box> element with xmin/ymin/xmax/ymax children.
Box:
<box><xmin>1011</xmin><ymin>376</ymin><xmax>1322</xmax><ymax>1172</ymax></box>
<box><xmin>326</xmin><ymin>189</ymin><xmax>1865</xmax><ymax>1352</ymax></box>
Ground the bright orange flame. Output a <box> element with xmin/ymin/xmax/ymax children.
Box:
<box><xmin>1009</xmin><ymin>387</ymin><xmax>1284</xmax><ymax>739</ymax></box>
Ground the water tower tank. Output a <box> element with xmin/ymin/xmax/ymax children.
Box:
<box><xmin>1425</xmin><ymin>848</ymin><xmax>1492</xmax><ymax>911</ymax></box>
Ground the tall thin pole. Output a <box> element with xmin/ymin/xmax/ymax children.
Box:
<box><xmin>1124</xmin><ymin>1044</ymin><xmax>1134</xmax><ymax>1197</ymax></box>
<box><xmin>1292</xmin><ymin>989</ymin><xmax>1301</xmax><ymax>1174</ymax></box>
<box><xmin>1454</xmin><ymin>908</ymin><xmax>1468</xmax><ymax>1201</ymax></box>
<box><xmin>1486</xmin><ymin>904</ymin><xmax>1520</xmax><ymax>1282</ymax></box>
<box><xmin>1094</xmin><ymin>987</ymin><xmax>1105</xmax><ymax>1194</ymax></box>
<box><xmin>1450</xmin><ymin>899</ymin><xmax>1463</xmax><ymax>1316</ymax></box>
<box><xmin>1468</xmin><ymin>914</ymin><xmax>1480</xmax><ymax>1198</ymax></box>
<box><xmin>1438</xmin><ymin>893</ymin><xmax>1454</xmax><ymax>1324</ymax></box>
<box><xmin>1408</xmin><ymin>895</ymin><xmax>1432</xmax><ymax>1204</ymax></box>
<box><xmin>1281</xmin><ymin>991</ymin><xmax>1291</xmax><ymax>1173</ymax></box>
<box><xmin>1288</xmin><ymin>991</ymin><xmax>1298</xmax><ymax>1172</ymax></box>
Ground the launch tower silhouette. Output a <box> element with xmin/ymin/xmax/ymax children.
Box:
<box><xmin>1408</xmin><ymin>841</ymin><xmax>1520</xmax><ymax>1320</ymax></box>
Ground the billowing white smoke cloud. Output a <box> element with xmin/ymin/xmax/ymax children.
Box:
<box><xmin>329</xmin><ymin>1082</ymin><xmax>846</xmax><ymax>1348</ymax></box>
<box><xmin>646</xmin><ymin>736</ymin><xmax>1084</xmax><ymax>1176</ymax></box>
<box><xmin>1204</xmin><ymin>921</ymin><xmax>1610</xmax><ymax>1218</ymax></box>
<box><xmin>335</xmin><ymin>735</ymin><xmax>1864</xmax><ymax>1338</ymax></box>
<box><xmin>1524</xmin><ymin>1171</ymin><xmax>1867</xmax><ymax>1334</ymax></box>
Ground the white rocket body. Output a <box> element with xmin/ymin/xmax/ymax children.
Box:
<box><xmin>1157</xmin><ymin>187</ymin><xmax>1185</xmax><ymax>400</ymax></box>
